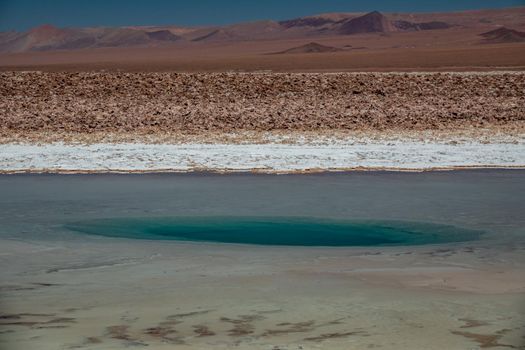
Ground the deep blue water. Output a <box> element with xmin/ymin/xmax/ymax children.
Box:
<box><xmin>65</xmin><ymin>216</ymin><xmax>482</xmax><ymax>247</ymax></box>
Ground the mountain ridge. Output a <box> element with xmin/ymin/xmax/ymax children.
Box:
<box><xmin>480</xmin><ymin>27</ymin><xmax>525</xmax><ymax>43</ymax></box>
<box><xmin>1</xmin><ymin>7</ymin><xmax>524</xmax><ymax>53</ymax></box>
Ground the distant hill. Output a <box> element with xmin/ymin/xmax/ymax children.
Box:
<box><xmin>335</xmin><ymin>11</ymin><xmax>451</xmax><ymax>34</ymax></box>
<box><xmin>480</xmin><ymin>27</ymin><xmax>525</xmax><ymax>43</ymax></box>
<box><xmin>0</xmin><ymin>24</ymin><xmax>182</xmax><ymax>52</ymax></box>
<box><xmin>190</xmin><ymin>20</ymin><xmax>284</xmax><ymax>42</ymax></box>
<box><xmin>271</xmin><ymin>42</ymin><xmax>343</xmax><ymax>54</ymax></box>
<box><xmin>338</xmin><ymin>11</ymin><xmax>394</xmax><ymax>34</ymax></box>
<box><xmin>146</xmin><ymin>30</ymin><xmax>181</xmax><ymax>41</ymax></box>
<box><xmin>1</xmin><ymin>7</ymin><xmax>524</xmax><ymax>53</ymax></box>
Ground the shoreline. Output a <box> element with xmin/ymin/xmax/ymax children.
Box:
<box><xmin>1</xmin><ymin>137</ymin><xmax>523</xmax><ymax>174</ymax></box>
<box><xmin>2</xmin><ymin>165</ymin><xmax>525</xmax><ymax>175</ymax></box>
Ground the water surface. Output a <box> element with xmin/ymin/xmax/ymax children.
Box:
<box><xmin>0</xmin><ymin>170</ymin><xmax>524</xmax><ymax>246</ymax></box>
<box><xmin>65</xmin><ymin>217</ymin><xmax>482</xmax><ymax>246</ymax></box>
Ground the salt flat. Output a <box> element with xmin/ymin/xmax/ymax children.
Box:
<box><xmin>1</xmin><ymin>137</ymin><xmax>524</xmax><ymax>173</ymax></box>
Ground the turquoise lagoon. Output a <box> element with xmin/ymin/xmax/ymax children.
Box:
<box><xmin>65</xmin><ymin>217</ymin><xmax>482</xmax><ymax>246</ymax></box>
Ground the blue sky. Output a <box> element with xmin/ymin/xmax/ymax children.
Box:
<box><xmin>0</xmin><ymin>0</ymin><xmax>523</xmax><ymax>31</ymax></box>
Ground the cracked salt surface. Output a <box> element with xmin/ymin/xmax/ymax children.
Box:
<box><xmin>0</xmin><ymin>139</ymin><xmax>524</xmax><ymax>173</ymax></box>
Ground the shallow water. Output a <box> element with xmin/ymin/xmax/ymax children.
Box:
<box><xmin>1</xmin><ymin>171</ymin><xmax>525</xmax><ymax>350</ymax></box>
<box><xmin>0</xmin><ymin>170</ymin><xmax>524</xmax><ymax>245</ymax></box>
<box><xmin>65</xmin><ymin>217</ymin><xmax>483</xmax><ymax>246</ymax></box>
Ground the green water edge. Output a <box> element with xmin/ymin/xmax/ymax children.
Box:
<box><xmin>64</xmin><ymin>217</ymin><xmax>483</xmax><ymax>247</ymax></box>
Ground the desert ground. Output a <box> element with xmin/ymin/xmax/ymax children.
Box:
<box><xmin>1</xmin><ymin>39</ymin><xmax>524</xmax><ymax>73</ymax></box>
<box><xmin>1</xmin><ymin>7</ymin><xmax>524</xmax><ymax>72</ymax></box>
<box><xmin>2</xmin><ymin>71</ymin><xmax>524</xmax><ymax>137</ymax></box>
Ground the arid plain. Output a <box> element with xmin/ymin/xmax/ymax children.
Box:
<box><xmin>1</xmin><ymin>7</ymin><xmax>525</xmax><ymax>72</ymax></box>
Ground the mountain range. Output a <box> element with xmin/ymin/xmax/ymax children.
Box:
<box><xmin>2</xmin><ymin>8</ymin><xmax>521</xmax><ymax>53</ymax></box>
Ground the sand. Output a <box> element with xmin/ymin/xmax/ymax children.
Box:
<box><xmin>1</xmin><ymin>41</ymin><xmax>524</xmax><ymax>72</ymax></box>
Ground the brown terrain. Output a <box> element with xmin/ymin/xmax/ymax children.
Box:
<box><xmin>270</xmin><ymin>42</ymin><xmax>343</xmax><ymax>54</ymax></box>
<box><xmin>480</xmin><ymin>27</ymin><xmax>525</xmax><ymax>43</ymax></box>
<box><xmin>1</xmin><ymin>7</ymin><xmax>524</xmax><ymax>142</ymax></box>
<box><xmin>1</xmin><ymin>71</ymin><xmax>523</xmax><ymax>142</ymax></box>
<box><xmin>0</xmin><ymin>7</ymin><xmax>524</xmax><ymax>71</ymax></box>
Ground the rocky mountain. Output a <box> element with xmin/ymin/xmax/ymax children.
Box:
<box><xmin>191</xmin><ymin>20</ymin><xmax>284</xmax><ymax>42</ymax></box>
<box><xmin>4</xmin><ymin>8</ymin><xmax>524</xmax><ymax>53</ymax></box>
<box><xmin>278</xmin><ymin>16</ymin><xmax>337</xmax><ymax>29</ymax></box>
<box><xmin>337</xmin><ymin>11</ymin><xmax>394</xmax><ymax>34</ymax></box>
<box><xmin>190</xmin><ymin>11</ymin><xmax>455</xmax><ymax>43</ymax></box>
<box><xmin>145</xmin><ymin>30</ymin><xmax>181</xmax><ymax>41</ymax></box>
<box><xmin>0</xmin><ymin>24</ymin><xmax>181</xmax><ymax>52</ymax></box>
<box><xmin>392</xmin><ymin>20</ymin><xmax>451</xmax><ymax>31</ymax></box>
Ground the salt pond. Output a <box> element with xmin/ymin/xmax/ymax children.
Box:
<box><xmin>0</xmin><ymin>170</ymin><xmax>524</xmax><ymax>349</ymax></box>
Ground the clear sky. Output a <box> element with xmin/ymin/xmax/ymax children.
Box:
<box><xmin>0</xmin><ymin>0</ymin><xmax>523</xmax><ymax>31</ymax></box>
